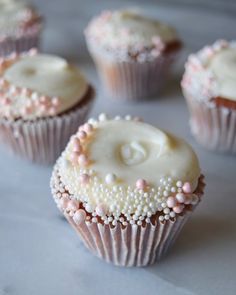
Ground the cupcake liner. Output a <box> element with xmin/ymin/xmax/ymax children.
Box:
<box><xmin>185</xmin><ymin>92</ymin><xmax>236</xmax><ymax>153</ymax></box>
<box><xmin>0</xmin><ymin>24</ymin><xmax>42</xmax><ymax>57</ymax></box>
<box><xmin>66</xmin><ymin>210</ymin><xmax>192</xmax><ymax>267</ymax></box>
<box><xmin>0</xmin><ymin>87</ymin><xmax>94</xmax><ymax>164</ymax></box>
<box><xmin>51</xmin><ymin>166</ymin><xmax>205</xmax><ymax>267</ymax></box>
<box><xmin>89</xmin><ymin>50</ymin><xmax>178</xmax><ymax>101</ymax></box>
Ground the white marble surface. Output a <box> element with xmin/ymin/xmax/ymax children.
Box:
<box><xmin>1</xmin><ymin>1</ymin><xmax>236</xmax><ymax>294</ymax></box>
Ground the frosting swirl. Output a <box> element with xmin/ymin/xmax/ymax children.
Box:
<box><xmin>55</xmin><ymin>114</ymin><xmax>201</xmax><ymax>224</ymax></box>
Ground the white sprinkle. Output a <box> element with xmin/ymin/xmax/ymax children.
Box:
<box><xmin>176</xmin><ymin>181</ymin><xmax>183</xmax><ymax>188</ymax></box>
<box><xmin>164</xmin><ymin>215</ymin><xmax>170</xmax><ymax>220</ymax></box>
<box><xmin>98</xmin><ymin>113</ymin><xmax>108</xmax><ymax>121</ymax></box>
<box><xmin>105</xmin><ymin>173</ymin><xmax>117</xmax><ymax>184</ymax></box>
<box><xmin>125</xmin><ymin>115</ymin><xmax>132</xmax><ymax>120</ymax></box>
<box><xmin>159</xmin><ymin>216</ymin><xmax>164</xmax><ymax>222</ymax></box>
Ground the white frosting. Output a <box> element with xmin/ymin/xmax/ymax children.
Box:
<box><xmin>88</xmin><ymin>121</ymin><xmax>199</xmax><ymax>186</ymax></box>
<box><xmin>208</xmin><ymin>47</ymin><xmax>236</xmax><ymax>101</ymax></box>
<box><xmin>0</xmin><ymin>54</ymin><xmax>88</xmax><ymax>119</ymax></box>
<box><xmin>85</xmin><ymin>10</ymin><xmax>177</xmax><ymax>61</ymax></box>
<box><xmin>182</xmin><ymin>40</ymin><xmax>236</xmax><ymax>104</ymax></box>
<box><xmin>0</xmin><ymin>0</ymin><xmax>34</xmax><ymax>37</ymax></box>
<box><xmin>57</xmin><ymin>116</ymin><xmax>201</xmax><ymax>219</ymax></box>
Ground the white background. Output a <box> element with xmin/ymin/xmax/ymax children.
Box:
<box><xmin>0</xmin><ymin>1</ymin><xmax>236</xmax><ymax>294</ymax></box>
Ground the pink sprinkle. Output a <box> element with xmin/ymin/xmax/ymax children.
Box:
<box><xmin>95</xmin><ymin>203</ymin><xmax>107</xmax><ymax>217</ymax></box>
<box><xmin>52</xmin><ymin>96</ymin><xmax>60</xmax><ymax>107</ymax></box>
<box><xmin>59</xmin><ymin>196</ymin><xmax>69</xmax><ymax>209</ymax></box>
<box><xmin>39</xmin><ymin>104</ymin><xmax>48</xmax><ymax>114</ymax></box>
<box><xmin>175</xmin><ymin>193</ymin><xmax>186</xmax><ymax>203</ymax></box>
<box><xmin>73</xmin><ymin>142</ymin><xmax>82</xmax><ymax>153</ymax></box>
<box><xmin>22</xmin><ymin>106</ymin><xmax>32</xmax><ymax>116</ymax></box>
<box><xmin>21</xmin><ymin>88</ymin><xmax>31</xmax><ymax>96</ymax></box>
<box><xmin>67</xmin><ymin>200</ymin><xmax>79</xmax><ymax>211</ymax></box>
<box><xmin>40</xmin><ymin>95</ymin><xmax>49</xmax><ymax>104</ymax></box>
<box><xmin>83</xmin><ymin>123</ymin><xmax>93</xmax><ymax>133</ymax></box>
<box><xmin>166</xmin><ymin>196</ymin><xmax>177</xmax><ymax>208</ymax></box>
<box><xmin>2</xmin><ymin>97</ymin><xmax>11</xmax><ymax>106</ymax></box>
<box><xmin>0</xmin><ymin>79</ymin><xmax>8</xmax><ymax>87</ymax></box>
<box><xmin>182</xmin><ymin>182</ymin><xmax>192</xmax><ymax>193</ymax></box>
<box><xmin>78</xmin><ymin>154</ymin><xmax>89</xmax><ymax>166</ymax></box>
<box><xmin>49</xmin><ymin>107</ymin><xmax>56</xmax><ymax>116</ymax></box>
<box><xmin>80</xmin><ymin>173</ymin><xmax>90</xmax><ymax>184</ymax></box>
<box><xmin>78</xmin><ymin>130</ymin><xmax>87</xmax><ymax>140</ymax></box>
<box><xmin>136</xmin><ymin>179</ymin><xmax>147</xmax><ymax>190</ymax></box>
<box><xmin>173</xmin><ymin>204</ymin><xmax>184</xmax><ymax>214</ymax></box>
<box><xmin>73</xmin><ymin>209</ymin><xmax>86</xmax><ymax>225</ymax></box>
<box><xmin>70</xmin><ymin>151</ymin><xmax>80</xmax><ymax>165</ymax></box>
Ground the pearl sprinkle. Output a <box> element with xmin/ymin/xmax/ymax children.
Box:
<box><xmin>0</xmin><ymin>51</ymin><xmax>61</xmax><ymax>119</ymax></box>
<box><xmin>54</xmin><ymin>115</ymin><xmax>202</xmax><ymax>226</ymax></box>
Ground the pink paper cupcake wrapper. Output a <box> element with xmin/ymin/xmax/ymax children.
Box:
<box><xmin>0</xmin><ymin>91</ymin><xmax>94</xmax><ymax>164</ymax></box>
<box><xmin>51</xmin><ymin>165</ymin><xmax>205</xmax><ymax>267</ymax></box>
<box><xmin>185</xmin><ymin>93</ymin><xmax>236</xmax><ymax>153</ymax></box>
<box><xmin>66</xmin><ymin>210</ymin><xmax>192</xmax><ymax>267</ymax></box>
<box><xmin>0</xmin><ymin>23</ymin><xmax>42</xmax><ymax>56</ymax></box>
<box><xmin>89</xmin><ymin>50</ymin><xmax>178</xmax><ymax>101</ymax></box>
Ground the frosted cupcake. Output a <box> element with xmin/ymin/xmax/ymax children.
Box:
<box><xmin>0</xmin><ymin>0</ymin><xmax>43</xmax><ymax>56</ymax></box>
<box><xmin>0</xmin><ymin>50</ymin><xmax>94</xmax><ymax>164</ymax></box>
<box><xmin>182</xmin><ymin>40</ymin><xmax>236</xmax><ymax>153</ymax></box>
<box><xmin>85</xmin><ymin>10</ymin><xmax>182</xmax><ymax>101</ymax></box>
<box><xmin>51</xmin><ymin>114</ymin><xmax>205</xmax><ymax>267</ymax></box>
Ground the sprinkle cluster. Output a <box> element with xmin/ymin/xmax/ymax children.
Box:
<box><xmin>0</xmin><ymin>6</ymin><xmax>41</xmax><ymax>40</ymax></box>
<box><xmin>51</xmin><ymin>114</ymin><xmax>202</xmax><ymax>226</ymax></box>
<box><xmin>181</xmin><ymin>39</ymin><xmax>236</xmax><ymax>105</ymax></box>
<box><xmin>85</xmin><ymin>10</ymin><xmax>168</xmax><ymax>62</ymax></box>
<box><xmin>0</xmin><ymin>50</ymin><xmax>61</xmax><ymax>120</ymax></box>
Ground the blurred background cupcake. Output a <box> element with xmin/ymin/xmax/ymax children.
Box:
<box><xmin>182</xmin><ymin>40</ymin><xmax>236</xmax><ymax>154</ymax></box>
<box><xmin>85</xmin><ymin>9</ymin><xmax>182</xmax><ymax>101</ymax></box>
<box><xmin>51</xmin><ymin>114</ymin><xmax>205</xmax><ymax>267</ymax></box>
<box><xmin>0</xmin><ymin>50</ymin><xmax>94</xmax><ymax>164</ymax></box>
<box><xmin>0</xmin><ymin>0</ymin><xmax>43</xmax><ymax>56</ymax></box>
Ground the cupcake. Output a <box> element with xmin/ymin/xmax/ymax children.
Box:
<box><xmin>51</xmin><ymin>114</ymin><xmax>205</xmax><ymax>267</ymax></box>
<box><xmin>0</xmin><ymin>50</ymin><xmax>94</xmax><ymax>164</ymax></box>
<box><xmin>182</xmin><ymin>40</ymin><xmax>236</xmax><ymax>154</ymax></box>
<box><xmin>0</xmin><ymin>0</ymin><xmax>43</xmax><ymax>56</ymax></box>
<box><xmin>85</xmin><ymin>10</ymin><xmax>182</xmax><ymax>101</ymax></box>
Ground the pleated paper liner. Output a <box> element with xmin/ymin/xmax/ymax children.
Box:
<box><xmin>51</xmin><ymin>166</ymin><xmax>205</xmax><ymax>267</ymax></box>
<box><xmin>86</xmin><ymin>40</ymin><xmax>181</xmax><ymax>101</ymax></box>
<box><xmin>184</xmin><ymin>92</ymin><xmax>236</xmax><ymax>154</ymax></box>
<box><xmin>0</xmin><ymin>86</ymin><xmax>95</xmax><ymax>165</ymax></box>
<box><xmin>0</xmin><ymin>23</ymin><xmax>42</xmax><ymax>57</ymax></box>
